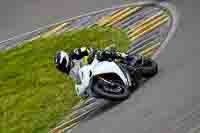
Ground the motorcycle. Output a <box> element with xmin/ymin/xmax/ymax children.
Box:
<box><xmin>74</xmin><ymin>50</ymin><xmax>158</xmax><ymax>101</ymax></box>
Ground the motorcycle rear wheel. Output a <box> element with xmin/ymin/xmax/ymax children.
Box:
<box><xmin>140</xmin><ymin>58</ymin><xmax>158</xmax><ymax>78</ymax></box>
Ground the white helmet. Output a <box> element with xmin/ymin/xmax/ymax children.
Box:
<box><xmin>54</xmin><ymin>50</ymin><xmax>72</xmax><ymax>74</ymax></box>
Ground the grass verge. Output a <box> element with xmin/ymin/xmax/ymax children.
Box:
<box><xmin>0</xmin><ymin>25</ymin><xmax>130</xmax><ymax>133</ymax></box>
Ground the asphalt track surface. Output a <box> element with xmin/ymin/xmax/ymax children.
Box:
<box><xmin>1</xmin><ymin>0</ymin><xmax>200</xmax><ymax>133</ymax></box>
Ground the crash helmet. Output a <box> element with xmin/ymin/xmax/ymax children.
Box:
<box><xmin>53</xmin><ymin>50</ymin><xmax>72</xmax><ymax>74</ymax></box>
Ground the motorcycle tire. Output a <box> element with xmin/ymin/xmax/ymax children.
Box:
<box><xmin>92</xmin><ymin>79</ymin><xmax>130</xmax><ymax>101</ymax></box>
<box><xmin>139</xmin><ymin>58</ymin><xmax>158</xmax><ymax>78</ymax></box>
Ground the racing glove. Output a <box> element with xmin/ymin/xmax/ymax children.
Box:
<box><xmin>69</xmin><ymin>47</ymin><xmax>95</xmax><ymax>64</ymax></box>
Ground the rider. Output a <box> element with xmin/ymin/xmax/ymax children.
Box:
<box><xmin>53</xmin><ymin>46</ymin><xmax>143</xmax><ymax>97</ymax></box>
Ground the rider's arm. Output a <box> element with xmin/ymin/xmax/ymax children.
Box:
<box><xmin>69</xmin><ymin>47</ymin><xmax>94</xmax><ymax>60</ymax></box>
<box><xmin>106</xmin><ymin>50</ymin><xmax>129</xmax><ymax>60</ymax></box>
<box><xmin>96</xmin><ymin>47</ymin><xmax>129</xmax><ymax>61</ymax></box>
<box><xmin>115</xmin><ymin>52</ymin><xmax>128</xmax><ymax>59</ymax></box>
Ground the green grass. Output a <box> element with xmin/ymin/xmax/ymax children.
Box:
<box><xmin>0</xmin><ymin>25</ymin><xmax>130</xmax><ymax>133</ymax></box>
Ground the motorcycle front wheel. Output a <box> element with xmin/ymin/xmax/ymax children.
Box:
<box><xmin>92</xmin><ymin>78</ymin><xmax>130</xmax><ymax>101</ymax></box>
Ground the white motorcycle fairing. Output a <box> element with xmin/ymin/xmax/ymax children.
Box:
<box><xmin>92</xmin><ymin>61</ymin><xmax>129</xmax><ymax>85</ymax></box>
<box><xmin>75</xmin><ymin>59</ymin><xmax>131</xmax><ymax>96</ymax></box>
